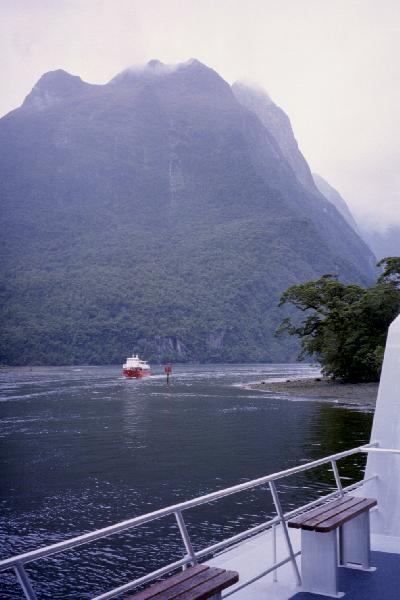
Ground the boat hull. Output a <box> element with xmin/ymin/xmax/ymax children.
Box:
<box><xmin>122</xmin><ymin>368</ymin><xmax>151</xmax><ymax>378</ymax></box>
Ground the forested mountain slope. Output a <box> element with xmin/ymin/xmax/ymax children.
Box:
<box><xmin>0</xmin><ymin>59</ymin><xmax>376</xmax><ymax>364</ymax></box>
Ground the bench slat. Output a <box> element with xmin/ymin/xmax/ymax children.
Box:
<box><xmin>175</xmin><ymin>570</ymin><xmax>239</xmax><ymax>600</ymax></box>
<box><xmin>300</xmin><ymin>496</ymin><xmax>365</xmax><ymax>530</ymax></box>
<box><xmin>314</xmin><ymin>497</ymin><xmax>377</xmax><ymax>532</ymax></box>
<box><xmin>288</xmin><ymin>496</ymin><xmax>377</xmax><ymax>533</ymax></box>
<box><xmin>288</xmin><ymin>496</ymin><xmax>357</xmax><ymax>529</ymax></box>
<box><xmin>147</xmin><ymin>567</ymin><xmax>225</xmax><ymax>600</ymax></box>
<box><xmin>126</xmin><ymin>565</ymin><xmax>239</xmax><ymax>600</ymax></box>
<box><xmin>126</xmin><ymin>565</ymin><xmax>209</xmax><ymax>600</ymax></box>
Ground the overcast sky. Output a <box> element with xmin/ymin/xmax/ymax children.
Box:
<box><xmin>1</xmin><ymin>0</ymin><xmax>399</xmax><ymax>229</ymax></box>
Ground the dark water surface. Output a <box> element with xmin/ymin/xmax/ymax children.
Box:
<box><xmin>0</xmin><ymin>364</ymin><xmax>373</xmax><ymax>599</ymax></box>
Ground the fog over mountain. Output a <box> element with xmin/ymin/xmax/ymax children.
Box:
<box><xmin>361</xmin><ymin>226</ymin><xmax>400</xmax><ymax>261</ymax></box>
<box><xmin>312</xmin><ymin>174</ymin><xmax>360</xmax><ymax>233</ymax></box>
<box><xmin>0</xmin><ymin>59</ymin><xmax>376</xmax><ymax>365</ymax></box>
<box><xmin>312</xmin><ymin>173</ymin><xmax>400</xmax><ymax>260</ymax></box>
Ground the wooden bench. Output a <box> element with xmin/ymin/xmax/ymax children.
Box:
<box><xmin>288</xmin><ymin>495</ymin><xmax>377</xmax><ymax>598</ymax></box>
<box><xmin>126</xmin><ymin>564</ymin><xmax>239</xmax><ymax>600</ymax></box>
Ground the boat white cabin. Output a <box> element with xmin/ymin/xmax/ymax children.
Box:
<box><xmin>122</xmin><ymin>354</ymin><xmax>151</xmax><ymax>377</ymax></box>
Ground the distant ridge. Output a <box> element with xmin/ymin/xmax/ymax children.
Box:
<box><xmin>0</xmin><ymin>60</ymin><xmax>376</xmax><ymax>365</ymax></box>
<box><xmin>311</xmin><ymin>173</ymin><xmax>400</xmax><ymax>260</ymax></box>
<box><xmin>312</xmin><ymin>173</ymin><xmax>360</xmax><ymax>233</ymax></box>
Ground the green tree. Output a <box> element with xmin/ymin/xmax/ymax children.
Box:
<box><xmin>277</xmin><ymin>257</ymin><xmax>400</xmax><ymax>382</ymax></box>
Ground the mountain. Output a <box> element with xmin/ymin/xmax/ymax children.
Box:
<box><xmin>0</xmin><ymin>60</ymin><xmax>376</xmax><ymax>365</ymax></box>
<box><xmin>231</xmin><ymin>82</ymin><xmax>373</xmax><ymax>244</ymax></box>
<box><xmin>312</xmin><ymin>174</ymin><xmax>360</xmax><ymax>232</ymax></box>
<box><xmin>232</xmin><ymin>81</ymin><xmax>316</xmax><ymax>193</ymax></box>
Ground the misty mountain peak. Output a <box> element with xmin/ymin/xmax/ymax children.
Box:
<box><xmin>182</xmin><ymin>58</ymin><xmax>204</xmax><ymax>69</ymax></box>
<box><xmin>110</xmin><ymin>58</ymin><xmax>231</xmax><ymax>98</ymax></box>
<box><xmin>232</xmin><ymin>80</ymin><xmax>273</xmax><ymax>106</ymax></box>
<box><xmin>172</xmin><ymin>59</ymin><xmax>233</xmax><ymax>97</ymax></box>
<box><xmin>110</xmin><ymin>60</ymin><xmax>176</xmax><ymax>84</ymax></box>
<box><xmin>22</xmin><ymin>69</ymin><xmax>89</xmax><ymax>112</ymax></box>
<box><xmin>233</xmin><ymin>80</ymin><xmax>315</xmax><ymax>192</ymax></box>
<box><xmin>147</xmin><ymin>59</ymin><xmax>164</xmax><ymax>68</ymax></box>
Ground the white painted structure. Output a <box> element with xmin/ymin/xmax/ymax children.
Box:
<box><xmin>122</xmin><ymin>354</ymin><xmax>150</xmax><ymax>371</ymax></box>
<box><xmin>362</xmin><ymin>313</ymin><xmax>400</xmax><ymax>537</ymax></box>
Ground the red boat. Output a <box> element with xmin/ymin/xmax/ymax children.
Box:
<box><xmin>122</xmin><ymin>354</ymin><xmax>151</xmax><ymax>378</ymax></box>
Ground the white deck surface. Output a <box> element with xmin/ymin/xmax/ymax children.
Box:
<box><xmin>209</xmin><ymin>525</ymin><xmax>400</xmax><ymax>600</ymax></box>
<box><xmin>209</xmin><ymin>525</ymin><xmax>301</xmax><ymax>600</ymax></box>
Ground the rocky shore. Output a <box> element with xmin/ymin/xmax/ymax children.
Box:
<box><xmin>250</xmin><ymin>377</ymin><xmax>378</xmax><ymax>407</ymax></box>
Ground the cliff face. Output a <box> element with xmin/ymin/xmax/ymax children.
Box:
<box><xmin>0</xmin><ymin>60</ymin><xmax>376</xmax><ymax>365</ymax></box>
<box><xmin>312</xmin><ymin>173</ymin><xmax>360</xmax><ymax>233</ymax></box>
<box><xmin>231</xmin><ymin>81</ymin><xmax>374</xmax><ymax>267</ymax></box>
<box><xmin>232</xmin><ymin>81</ymin><xmax>316</xmax><ymax>193</ymax></box>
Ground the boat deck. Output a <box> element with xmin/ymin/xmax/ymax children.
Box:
<box><xmin>209</xmin><ymin>527</ymin><xmax>400</xmax><ymax>600</ymax></box>
<box><xmin>292</xmin><ymin>551</ymin><xmax>399</xmax><ymax>600</ymax></box>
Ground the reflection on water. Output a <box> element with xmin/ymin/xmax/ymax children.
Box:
<box><xmin>0</xmin><ymin>364</ymin><xmax>373</xmax><ymax>599</ymax></box>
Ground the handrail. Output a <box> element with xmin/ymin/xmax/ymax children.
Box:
<box><xmin>0</xmin><ymin>442</ymin><xmax>378</xmax><ymax>600</ymax></box>
<box><xmin>360</xmin><ymin>447</ymin><xmax>400</xmax><ymax>454</ymax></box>
<box><xmin>196</xmin><ymin>474</ymin><xmax>376</xmax><ymax>560</ymax></box>
<box><xmin>0</xmin><ymin>442</ymin><xmax>376</xmax><ymax>571</ymax></box>
<box><xmin>90</xmin><ymin>475</ymin><xmax>377</xmax><ymax>600</ymax></box>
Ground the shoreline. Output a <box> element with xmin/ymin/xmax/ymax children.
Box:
<box><xmin>248</xmin><ymin>377</ymin><xmax>378</xmax><ymax>407</ymax></box>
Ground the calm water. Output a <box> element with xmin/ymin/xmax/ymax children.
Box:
<box><xmin>0</xmin><ymin>364</ymin><xmax>373</xmax><ymax>599</ymax></box>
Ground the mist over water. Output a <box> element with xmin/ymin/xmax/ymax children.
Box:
<box><xmin>0</xmin><ymin>364</ymin><xmax>373</xmax><ymax>598</ymax></box>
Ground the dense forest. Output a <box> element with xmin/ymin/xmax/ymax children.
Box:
<box><xmin>278</xmin><ymin>258</ymin><xmax>400</xmax><ymax>382</ymax></box>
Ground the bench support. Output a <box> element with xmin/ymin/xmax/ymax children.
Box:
<box><xmin>301</xmin><ymin>530</ymin><xmax>344</xmax><ymax>598</ymax></box>
<box><xmin>339</xmin><ymin>511</ymin><xmax>376</xmax><ymax>572</ymax></box>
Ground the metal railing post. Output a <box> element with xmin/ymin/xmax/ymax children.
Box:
<box><xmin>272</xmin><ymin>524</ymin><xmax>278</xmax><ymax>582</ymax></box>
<box><xmin>269</xmin><ymin>481</ymin><xmax>301</xmax><ymax>586</ymax></box>
<box><xmin>174</xmin><ymin>510</ymin><xmax>197</xmax><ymax>566</ymax></box>
<box><xmin>14</xmin><ymin>563</ymin><xmax>38</xmax><ymax>600</ymax></box>
<box><xmin>331</xmin><ymin>459</ymin><xmax>344</xmax><ymax>496</ymax></box>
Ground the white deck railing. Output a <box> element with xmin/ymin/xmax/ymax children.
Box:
<box><xmin>0</xmin><ymin>443</ymin><xmax>385</xmax><ymax>600</ymax></box>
